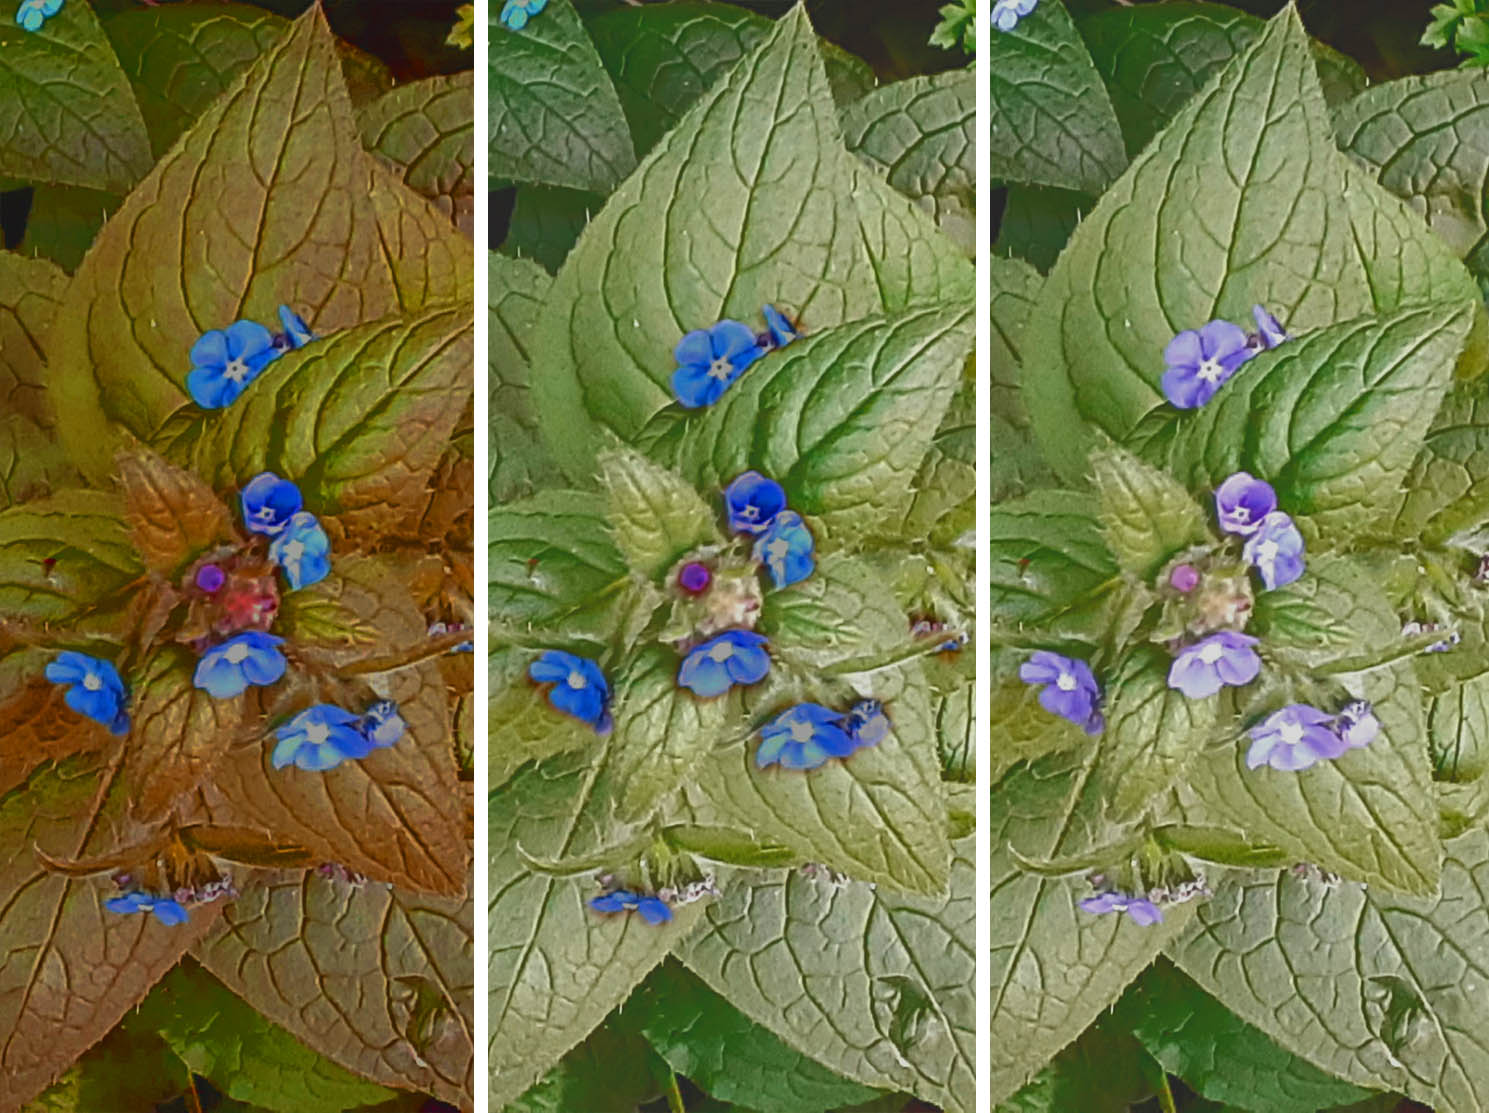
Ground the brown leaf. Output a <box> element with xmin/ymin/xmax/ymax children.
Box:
<box><xmin>0</xmin><ymin>678</ymin><xmax>113</xmax><ymax>798</ymax></box>
<box><xmin>116</xmin><ymin>450</ymin><xmax>234</xmax><ymax>576</ymax></box>
<box><xmin>121</xmin><ymin>646</ymin><xmax>244</xmax><ymax>822</ymax></box>
<box><xmin>0</xmin><ymin>255</ymin><xmax>77</xmax><ymax>509</ymax></box>
<box><xmin>0</xmin><ymin>759</ymin><xmax>222</xmax><ymax>1109</ymax></box>
<box><xmin>194</xmin><ymin>871</ymin><xmax>473</xmax><ymax>1108</ymax></box>
<box><xmin>180</xmin><ymin>824</ymin><xmax>313</xmax><ymax>869</ymax></box>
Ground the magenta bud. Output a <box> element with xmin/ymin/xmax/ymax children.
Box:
<box><xmin>1169</xmin><ymin>564</ymin><xmax>1200</xmax><ymax>593</ymax></box>
<box><xmin>196</xmin><ymin>564</ymin><xmax>226</xmax><ymax>593</ymax></box>
<box><xmin>679</xmin><ymin>562</ymin><xmax>711</xmax><ymax>593</ymax></box>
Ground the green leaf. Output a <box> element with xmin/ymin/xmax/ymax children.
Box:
<box><xmin>0</xmin><ymin>489</ymin><xmax>140</xmax><ymax>625</ymax></box>
<box><xmin>679</xmin><ymin>792</ymin><xmax>974</xmax><ymax>1112</ymax></box>
<box><xmin>1021</xmin><ymin>8</ymin><xmax>1476</xmax><ymax>483</ymax></box>
<box><xmin>507</xmin><ymin>1020</ymin><xmax>665</xmax><ymax>1113</ymax></box>
<box><xmin>1114</xmin><ymin>961</ymin><xmax>1375</xmax><ymax>1113</ymax></box>
<box><xmin>841</xmin><ymin>68</ymin><xmax>975</xmax><ymax>254</ymax></box>
<box><xmin>499</xmin><ymin>185</ymin><xmax>600</xmax><ymax>273</ymax></box>
<box><xmin>1429</xmin><ymin>673</ymin><xmax>1489</xmax><ymax>781</ymax></box>
<box><xmin>1184</xmin><ymin>658</ymin><xmax>1442</xmax><ymax>896</ymax></box>
<box><xmin>988</xmin><ymin>254</ymin><xmax>1054</xmax><ymax>500</ymax></box>
<box><xmin>1251</xmin><ymin>556</ymin><xmax>1404</xmax><ymax>669</ymax></box>
<box><xmin>491</xmin><ymin>252</ymin><xmax>563</xmax><ymax>502</ymax></box>
<box><xmin>527</xmin><ymin>7</ymin><xmax>889</xmax><ymax>479</ymax></box>
<box><xmin>1167</xmin><ymin>305</ymin><xmax>1476</xmax><ymax>538</ymax></box>
<box><xmin>490</xmin><ymin>0</ymin><xmax>635</xmax><ymax>193</ymax></box>
<box><xmin>1393</xmin><ymin>376</ymin><xmax>1489</xmax><ymax>547</ymax></box>
<box><xmin>995</xmin><ymin>1013</ymin><xmax>1156</xmax><ymax>1113</ymax></box>
<box><xmin>489</xmin><ymin>489</ymin><xmax>629</xmax><ymax>633</ymax></box>
<box><xmin>0</xmin><ymin>0</ymin><xmax>150</xmax><ymax>192</ymax></box>
<box><xmin>195</xmin><ymin>873</ymin><xmax>473</xmax><ymax>1108</ymax></box>
<box><xmin>1090</xmin><ymin>444</ymin><xmax>1208</xmax><ymax>578</ymax></box>
<box><xmin>987</xmin><ymin>675</ymin><xmax>1090</xmax><ymax>784</ymax></box>
<box><xmin>1171</xmin><ymin>829</ymin><xmax>1489</xmax><ymax>1112</ymax></box>
<box><xmin>17</xmin><ymin>186</ymin><xmax>118</xmax><ymax>273</ymax></box>
<box><xmin>490</xmin><ymin>750</ymin><xmax>710</xmax><ymax>1109</ymax></box>
<box><xmin>19</xmin><ymin>1022</ymin><xmax>183</xmax><ymax>1113</ymax></box>
<box><xmin>994</xmin><ymin>185</ymin><xmax>1090</xmax><ymax>275</ymax></box>
<box><xmin>359</xmin><ymin>72</ymin><xmax>475</xmax><ymax>235</ymax></box>
<box><xmin>0</xmin><ymin>253</ymin><xmax>76</xmax><ymax>509</ymax></box>
<box><xmin>986</xmin><ymin>0</ymin><xmax>1127</xmax><ymax>193</ymax></box>
<box><xmin>132</xmin><ymin>961</ymin><xmax>398</xmax><ymax>1113</ymax></box>
<box><xmin>987</xmin><ymin>490</ymin><xmax>1118</xmax><ymax>634</ymax></box>
<box><xmin>763</xmin><ymin>553</ymin><xmax>911</xmax><ymax>671</ymax></box>
<box><xmin>599</xmin><ymin>445</ymin><xmax>720</xmax><ymax>580</ymax></box>
<box><xmin>619</xmin><ymin>961</ymin><xmax>884</xmax><ymax>1113</ymax></box>
<box><xmin>655</xmin><ymin>306</ymin><xmax>974</xmax><ymax>543</ymax></box>
<box><xmin>490</xmin><ymin>648</ymin><xmax>597</xmax><ymax>791</ymax></box>
<box><xmin>844</xmin><ymin>159</ymin><xmax>975</xmax><ymax>314</ymax></box>
<box><xmin>48</xmin><ymin>7</ymin><xmax>402</xmax><ymax>483</ymax></box>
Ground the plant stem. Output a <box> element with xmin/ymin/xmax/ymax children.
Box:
<box><xmin>185</xmin><ymin>1074</ymin><xmax>203</xmax><ymax>1113</ymax></box>
<box><xmin>337</xmin><ymin>628</ymin><xmax>473</xmax><ymax>675</ymax></box>
<box><xmin>1156</xmin><ymin>1072</ymin><xmax>1177</xmax><ymax>1113</ymax></box>
<box><xmin>664</xmin><ymin>1071</ymin><xmax>686</xmax><ymax>1113</ymax></box>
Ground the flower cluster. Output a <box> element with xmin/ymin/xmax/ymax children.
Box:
<box><xmin>529</xmin><ymin>650</ymin><xmax>612</xmax><ymax>733</ymax></box>
<box><xmin>499</xmin><ymin>0</ymin><xmax>547</xmax><ymax>30</ymax></box>
<box><xmin>725</xmin><ymin>471</ymin><xmax>815</xmax><ymax>589</ymax></box>
<box><xmin>671</xmin><ymin>305</ymin><xmax>799</xmax><ymax>409</ymax></box>
<box><xmin>992</xmin><ymin>0</ymin><xmax>1036</xmax><ymax>32</ymax></box>
<box><xmin>15</xmin><ymin>0</ymin><xmax>60</xmax><ymax>32</ymax></box>
<box><xmin>1246</xmin><ymin>699</ymin><xmax>1379</xmax><ymax>772</ymax></box>
<box><xmin>589</xmin><ymin>887</ymin><xmax>672</xmax><ymax>925</ymax></box>
<box><xmin>242</xmin><ymin>472</ymin><xmax>331</xmax><ymax>590</ymax></box>
<box><xmin>188</xmin><ymin>305</ymin><xmax>314</xmax><ymax>410</ymax></box>
<box><xmin>1019</xmin><ymin>651</ymin><xmax>1103</xmax><ymax>734</ymax></box>
<box><xmin>1162</xmin><ymin>305</ymin><xmax>1289</xmax><ymax>410</ymax></box>
<box><xmin>755</xmin><ymin>699</ymin><xmax>889</xmax><ymax>771</ymax></box>
<box><xmin>272</xmin><ymin>699</ymin><xmax>406</xmax><ymax>772</ymax></box>
<box><xmin>45</xmin><ymin>652</ymin><xmax>130</xmax><ymax>735</ymax></box>
<box><xmin>1215</xmin><ymin>472</ymin><xmax>1304</xmax><ymax>590</ymax></box>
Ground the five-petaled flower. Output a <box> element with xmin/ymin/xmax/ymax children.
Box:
<box><xmin>723</xmin><ymin>471</ymin><xmax>786</xmax><ymax>535</ymax></box>
<box><xmin>1079</xmin><ymin>890</ymin><xmax>1163</xmax><ymax>926</ymax></box>
<box><xmin>753</xmin><ymin>510</ymin><xmax>814</xmax><ymax>588</ymax></box>
<box><xmin>1168</xmin><ymin>631</ymin><xmax>1260</xmax><ymax>699</ymax></box>
<box><xmin>589</xmin><ymin>888</ymin><xmax>672</xmax><ymax>925</ymax></box>
<box><xmin>529</xmin><ymin>650</ymin><xmax>611</xmax><ymax>731</ymax></box>
<box><xmin>362</xmin><ymin>699</ymin><xmax>407</xmax><ymax>748</ymax></box>
<box><xmin>275</xmin><ymin>305</ymin><xmax>314</xmax><ymax>351</ymax></box>
<box><xmin>272</xmin><ymin>704</ymin><xmax>373</xmax><ymax>772</ymax></box>
<box><xmin>268</xmin><ymin>511</ymin><xmax>331</xmax><ymax>590</ymax></box>
<box><xmin>1214</xmin><ymin>472</ymin><xmax>1277</xmax><ymax>536</ymax></box>
<box><xmin>1161</xmin><ymin>319</ymin><xmax>1253</xmax><ymax>409</ymax></box>
<box><xmin>672</xmin><ymin>320</ymin><xmax>763</xmax><ymax>409</ymax></box>
<box><xmin>1243</xmin><ymin>511</ymin><xmax>1305</xmax><ymax>590</ymax></box>
<box><xmin>756</xmin><ymin>703</ymin><xmax>855</xmax><ymax>771</ymax></box>
<box><xmin>1019</xmin><ymin>651</ymin><xmax>1103</xmax><ymax>734</ymax></box>
<box><xmin>847</xmin><ymin>699</ymin><xmax>891</xmax><ymax>748</ymax></box>
<box><xmin>1246</xmin><ymin>703</ymin><xmax>1354</xmax><ymax>772</ymax></box>
<box><xmin>188</xmin><ymin>320</ymin><xmax>280</xmax><ymax>410</ymax></box>
<box><xmin>992</xmin><ymin>0</ymin><xmax>1037</xmax><ymax>32</ymax></box>
<box><xmin>761</xmin><ymin>304</ymin><xmax>799</xmax><ymax>350</ymax></box>
<box><xmin>1251</xmin><ymin>305</ymin><xmax>1288</xmax><ymax>350</ymax></box>
<box><xmin>240</xmin><ymin>472</ymin><xmax>303</xmax><ymax>536</ymax></box>
<box><xmin>15</xmin><ymin>0</ymin><xmax>61</xmax><ymax>33</ymax></box>
<box><xmin>194</xmin><ymin>632</ymin><xmax>287</xmax><ymax>699</ymax></box>
<box><xmin>105</xmin><ymin>891</ymin><xmax>188</xmax><ymax>926</ymax></box>
<box><xmin>678</xmin><ymin>630</ymin><xmax>770</xmax><ymax>698</ymax></box>
<box><xmin>498</xmin><ymin>0</ymin><xmax>547</xmax><ymax>30</ymax></box>
<box><xmin>45</xmin><ymin>652</ymin><xmax>129</xmax><ymax>735</ymax></box>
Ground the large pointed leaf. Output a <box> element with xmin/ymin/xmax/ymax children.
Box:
<box><xmin>598</xmin><ymin>446</ymin><xmax>720</xmax><ymax>581</ymax></box>
<box><xmin>0</xmin><ymin>254</ymin><xmax>75</xmax><ymax>509</ymax></box>
<box><xmin>849</xmin><ymin>160</ymin><xmax>975</xmax><ymax>315</ymax></box>
<box><xmin>359</xmin><ymin>72</ymin><xmax>475</xmax><ymax>235</ymax></box>
<box><xmin>0</xmin><ymin>490</ymin><xmax>141</xmax><ymax>625</ymax></box>
<box><xmin>116</xmin><ymin>450</ymin><xmax>234</xmax><ymax>577</ymax></box>
<box><xmin>491</xmin><ymin>252</ymin><xmax>561</xmax><ymax>502</ymax></box>
<box><xmin>194</xmin><ymin>872</ymin><xmax>472</xmax><ymax>1107</ymax></box>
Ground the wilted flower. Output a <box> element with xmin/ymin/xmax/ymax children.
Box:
<box><xmin>1242</xmin><ymin>511</ymin><xmax>1305</xmax><ymax>590</ymax></box>
<box><xmin>499</xmin><ymin>0</ymin><xmax>547</xmax><ymax>31</ymax></box>
<box><xmin>672</xmin><ymin>320</ymin><xmax>763</xmax><ymax>408</ymax></box>
<box><xmin>753</xmin><ymin>510</ymin><xmax>814</xmax><ymax>588</ymax></box>
<box><xmin>760</xmin><ymin>304</ymin><xmax>799</xmax><ymax>349</ymax></box>
<box><xmin>271</xmin><ymin>704</ymin><xmax>371</xmax><ymax>772</ymax></box>
<box><xmin>240</xmin><ymin>472</ymin><xmax>303</xmax><ymax>536</ymax></box>
<box><xmin>275</xmin><ymin>305</ymin><xmax>314</xmax><ymax>350</ymax></box>
<box><xmin>1251</xmin><ymin>305</ymin><xmax>1289</xmax><ymax>349</ymax></box>
<box><xmin>846</xmin><ymin>699</ymin><xmax>891</xmax><ymax>748</ymax></box>
<box><xmin>678</xmin><ymin>630</ymin><xmax>770</xmax><ymax>698</ymax></box>
<box><xmin>756</xmin><ymin>703</ymin><xmax>855</xmax><ymax>771</ymax></box>
<box><xmin>529</xmin><ymin>650</ymin><xmax>611</xmax><ymax>731</ymax></box>
<box><xmin>1079</xmin><ymin>890</ymin><xmax>1163</xmax><ymax>926</ymax></box>
<box><xmin>1168</xmin><ymin>631</ymin><xmax>1260</xmax><ymax>699</ymax></box>
<box><xmin>105</xmin><ymin>890</ymin><xmax>188</xmax><ymax>926</ymax></box>
<box><xmin>992</xmin><ymin>0</ymin><xmax>1036</xmax><ymax>32</ymax></box>
<box><xmin>1213</xmin><ymin>472</ymin><xmax>1277</xmax><ymax>536</ymax></box>
<box><xmin>1019</xmin><ymin>651</ymin><xmax>1102</xmax><ymax>734</ymax></box>
<box><xmin>589</xmin><ymin>888</ymin><xmax>672</xmax><ymax>925</ymax></box>
<box><xmin>268</xmin><ymin>511</ymin><xmax>331</xmax><ymax>590</ymax></box>
<box><xmin>45</xmin><ymin>652</ymin><xmax>129</xmax><ymax>735</ymax></box>
<box><xmin>1335</xmin><ymin>700</ymin><xmax>1381</xmax><ymax>748</ymax></box>
<box><xmin>361</xmin><ymin>699</ymin><xmax>407</xmax><ymax>749</ymax></box>
<box><xmin>194</xmin><ymin>632</ymin><xmax>287</xmax><ymax>699</ymax></box>
<box><xmin>1161</xmin><ymin>320</ymin><xmax>1252</xmax><ymax>409</ymax></box>
<box><xmin>187</xmin><ymin>320</ymin><xmax>280</xmax><ymax>410</ymax></box>
<box><xmin>723</xmin><ymin>471</ymin><xmax>787</xmax><ymax>535</ymax></box>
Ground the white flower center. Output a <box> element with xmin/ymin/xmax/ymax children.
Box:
<box><xmin>225</xmin><ymin>642</ymin><xmax>250</xmax><ymax>664</ymax></box>
<box><xmin>1278</xmin><ymin>720</ymin><xmax>1304</xmax><ymax>746</ymax></box>
<box><xmin>305</xmin><ymin>721</ymin><xmax>330</xmax><ymax>745</ymax></box>
<box><xmin>1196</xmin><ymin>357</ymin><xmax>1226</xmax><ymax>384</ymax></box>
<box><xmin>765</xmin><ymin>539</ymin><xmax>790</xmax><ymax>562</ymax></box>
<box><xmin>788</xmin><ymin>717</ymin><xmax>815</xmax><ymax>743</ymax></box>
<box><xmin>282</xmin><ymin>540</ymin><xmax>305</xmax><ymax>565</ymax></box>
<box><xmin>707</xmin><ymin>641</ymin><xmax>735</xmax><ymax>662</ymax></box>
<box><xmin>255</xmin><ymin>506</ymin><xmax>276</xmax><ymax>521</ymax></box>
<box><xmin>1254</xmin><ymin>540</ymin><xmax>1279</xmax><ymax>565</ymax></box>
<box><xmin>1232</xmin><ymin>506</ymin><xmax>1250</xmax><ymax>523</ymax></box>
<box><xmin>82</xmin><ymin>672</ymin><xmax>102</xmax><ymax>692</ymax></box>
<box><xmin>223</xmin><ymin>357</ymin><xmax>250</xmax><ymax>383</ymax></box>
<box><xmin>566</xmin><ymin>671</ymin><xmax>586</xmax><ymax>689</ymax></box>
<box><xmin>740</xmin><ymin>505</ymin><xmax>759</xmax><ymax>521</ymax></box>
<box><xmin>707</xmin><ymin>357</ymin><xmax>733</xmax><ymax>381</ymax></box>
<box><xmin>1055</xmin><ymin>671</ymin><xmax>1078</xmax><ymax>692</ymax></box>
<box><xmin>1198</xmin><ymin>641</ymin><xmax>1225</xmax><ymax>664</ymax></box>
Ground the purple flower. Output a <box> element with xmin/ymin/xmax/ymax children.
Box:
<box><xmin>1161</xmin><ymin>320</ymin><xmax>1253</xmax><ymax>409</ymax></box>
<box><xmin>678</xmin><ymin>630</ymin><xmax>770</xmax><ymax>698</ymax></box>
<box><xmin>1336</xmin><ymin>700</ymin><xmax>1381</xmax><ymax>749</ymax></box>
<box><xmin>590</xmin><ymin>889</ymin><xmax>672</xmax><ymax>925</ymax></box>
<box><xmin>1169</xmin><ymin>564</ymin><xmax>1200</xmax><ymax>593</ymax></box>
<box><xmin>1079</xmin><ymin>890</ymin><xmax>1163</xmax><ymax>927</ymax></box>
<box><xmin>1214</xmin><ymin>472</ymin><xmax>1277</xmax><ymax>536</ymax></box>
<box><xmin>271</xmin><ymin>704</ymin><xmax>370</xmax><ymax>772</ymax></box>
<box><xmin>1251</xmin><ymin>305</ymin><xmax>1288</xmax><ymax>350</ymax></box>
<box><xmin>195</xmin><ymin>564</ymin><xmax>226</xmax><ymax>593</ymax></box>
<box><xmin>1246</xmin><ymin>703</ymin><xmax>1358</xmax><ymax>772</ymax></box>
<box><xmin>723</xmin><ymin>471</ymin><xmax>787</xmax><ymax>535</ymax></box>
<box><xmin>678</xmin><ymin>562</ymin><xmax>711</xmax><ymax>593</ymax></box>
<box><xmin>529</xmin><ymin>651</ymin><xmax>611</xmax><ymax>732</ymax></box>
<box><xmin>1168</xmin><ymin>632</ymin><xmax>1260</xmax><ymax>699</ymax></box>
<box><xmin>992</xmin><ymin>0</ymin><xmax>1037</xmax><ymax>31</ymax></box>
<box><xmin>753</xmin><ymin>510</ymin><xmax>814</xmax><ymax>588</ymax></box>
<box><xmin>105</xmin><ymin>891</ymin><xmax>189</xmax><ymax>926</ymax></box>
<box><xmin>240</xmin><ymin>472</ymin><xmax>303</xmax><ymax>536</ymax></box>
<box><xmin>756</xmin><ymin>703</ymin><xmax>854</xmax><ymax>770</ymax></box>
<box><xmin>1243</xmin><ymin>512</ymin><xmax>1305</xmax><ymax>590</ymax></box>
<box><xmin>672</xmin><ymin>320</ymin><xmax>764</xmax><ymax>409</ymax></box>
<box><xmin>1019</xmin><ymin>651</ymin><xmax>1102</xmax><ymax>734</ymax></box>
<box><xmin>194</xmin><ymin>632</ymin><xmax>287</xmax><ymax>700</ymax></box>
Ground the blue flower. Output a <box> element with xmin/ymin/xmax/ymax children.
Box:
<box><xmin>1161</xmin><ymin>319</ymin><xmax>1253</xmax><ymax>409</ymax></box>
<box><xmin>529</xmin><ymin>650</ymin><xmax>611</xmax><ymax>731</ymax></box>
<box><xmin>194</xmin><ymin>632</ymin><xmax>287</xmax><ymax>700</ymax></box>
<box><xmin>992</xmin><ymin>0</ymin><xmax>1036</xmax><ymax>31</ymax></box>
<box><xmin>753</xmin><ymin>510</ymin><xmax>814</xmax><ymax>588</ymax></box>
<box><xmin>847</xmin><ymin>699</ymin><xmax>891</xmax><ymax>748</ymax></box>
<box><xmin>756</xmin><ymin>703</ymin><xmax>854</xmax><ymax>770</ymax></box>
<box><xmin>678</xmin><ymin>630</ymin><xmax>770</xmax><ymax>698</ymax></box>
<box><xmin>761</xmin><ymin>305</ymin><xmax>799</xmax><ymax>349</ymax></box>
<box><xmin>723</xmin><ymin>471</ymin><xmax>787</xmax><ymax>535</ymax></box>
<box><xmin>275</xmin><ymin>305</ymin><xmax>314</xmax><ymax>350</ymax></box>
<box><xmin>1245</xmin><ymin>703</ymin><xmax>1350</xmax><ymax>772</ymax></box>
<box><xmin>589</xmin><ymin>889</ymin><xmax>672</xmax><ymax>925</ymax></box>
<box><xmin>1168</xmin><ymin>632</ymin><xmax>1260</xmax><ymax>700</ymax></box>
<box><xmin>187</xmin><ymin>320</ymin><xmax>280</xmax><ymax>410</ymax></box>
<box><xmin>499</xmin><ymin>0</ymin><xmax>547</xmax><ymax>30</ymax></box>
<box><xmin>672</xmin><ymin>320</ymin><xmax>763</xmax><ymax>408</ymax></box>
<box><xmin>1079</xmin><ymin>890</ymin><xmax>1162</xmax><ymax>926</ymax></box>
<box><xmin>268</xmin><ymin>511</ymin><xmax>330</xmax><ymax>590</ymax></box>
<box><xmin>15</xmin><ymin>0</ymin><xmax>60</xmax><ymax>32</ymax></box>
<box><xmin>271</xmin><ymin>704</ymin><xmax>371</xmax><ymax>772</ymax></box>
<box><xmin>362</xmin><ymin>699</ymin><xmax>407</xmax><ymax>749</ymax></box>
<box><xmin>105</xmin><ymin>891</ymin><xmax>189</xmax><ymax>926</ymax></box>
<box><xmin>1251</xmin><ymin>305</ymin><xmax>1289</xmax><ymax>350</ymax></box>
<box><xmin>1242</xmin><ymin>511</ymin><xmax>1305</xmax><ymax>590</ymax></box>
<box><xmin>240</xmin><ymin>472</ymin><xmax>303</xmax><ymax>536</ymax></box>
<box><xmin>45</xmin><ymin>652</ymin><xmax>129</xmax><ymax>735</ymax></box>
<box><xmin>1213</xmin><ymin>471</ymin><xmax>1277</xmax><ymax>536</ymax></box>
<box><xmin>1019</xmin><ymin>651</ymin><xmax>1103</xmax><ymax>734</ymax></box>
<box><xmin>1336</xmin><ymin>700</ymin><xmax>1381</xmax><ymax>749</ymax></box>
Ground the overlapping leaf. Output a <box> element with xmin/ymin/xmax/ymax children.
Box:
<box><xmin>0</xmin><ymin>254</ymin><xmax>75</xmax><ymax>510</ymax></box>
<box><xmin>359</xmin><ymin>73</ymin><xmax>475</xmax><ymax>235</ymax></box>
<box><xmin>0</xmin><ymin>490</ymin><xmax>141</xmax><ymax>626</ymax></box>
